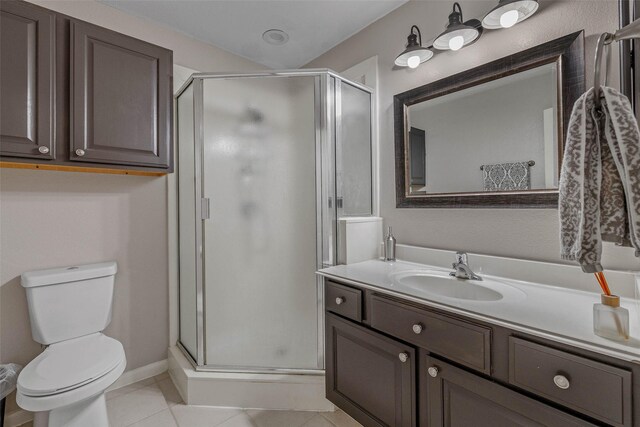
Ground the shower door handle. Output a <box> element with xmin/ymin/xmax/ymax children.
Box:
<box><xmin>201</xmin><ymin>198</ymin><xmax>210</xmax><ymax>220</ymax></box>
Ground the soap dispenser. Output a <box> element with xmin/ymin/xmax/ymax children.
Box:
<box><xmin>384</xmin><ymin>226</ymin><xmax>396</xmax><ymax>262</ymax></box>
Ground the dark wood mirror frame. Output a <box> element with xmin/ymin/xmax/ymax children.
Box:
<box><xmin>394</xmin><ymin>31</ymin><xmax>584</xmax><ymax>209</ymax></box>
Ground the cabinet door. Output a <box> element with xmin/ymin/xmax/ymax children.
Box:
<box><xmin>0</xmin><ymin>0</ymin><xmax>55</xmax><ymax>159</ymax></box>
<box><xmin>422</xmin><ymin>356</ymin><xmax>597</xmax><ymax>427</ymax></box>
<box><xmin>70</xmin><ymin>21</ymin><xmax>172</xmax><ymax>168</ymax></box>
<box><xmin>326</xmin><ymin>313</ymin><xmax>416</xmax><ymax>427</ymax></box>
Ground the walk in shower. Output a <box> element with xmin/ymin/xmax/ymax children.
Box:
<box><xmin>176</xmin><ymin>70</ymin><xmax>373</xmax><ymax>374</ymax></box>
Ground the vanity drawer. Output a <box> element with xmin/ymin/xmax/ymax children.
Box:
<box><xmin>509</xmin><ymin>337</ymin><xmax>632</xmax><ymax>427</ymax></box>
<box><xmin>325</xmin><ymin>281</ymin><xmax>362</xmax><ymax>322</ymax></box>
<box><xmin>369</xmin><ymin>295</ymin><xmax>491</xmax><ymax>374</ymax></box>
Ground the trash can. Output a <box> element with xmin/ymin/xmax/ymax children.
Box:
<box><xmin>0</xmin><ymin>364</ymin><xmax>22</xmax><ymax>427</ymax></box>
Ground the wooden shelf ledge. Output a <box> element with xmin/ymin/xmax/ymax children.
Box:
<box><xmin>0</xmin><ymin>161</ymin><xmax>167</xmax><ymax>177</ymax></box>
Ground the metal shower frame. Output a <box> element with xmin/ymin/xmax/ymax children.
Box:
<box><xmin>174</xmin><ymin>69</ymin><xmax>375</xmax><ymax>374</ymax></box>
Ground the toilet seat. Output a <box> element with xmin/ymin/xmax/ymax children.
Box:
<box><xmin>18</xmin><ymin>333</ymin><xmax>125</xmax><ymax>397</ymax></box>
<box><xmin>17</xmin><ymin>333</ymin><xmax>126</xmax><ymax>414</ymax></box>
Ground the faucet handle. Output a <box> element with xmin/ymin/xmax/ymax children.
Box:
<box><xmin>455</xmin><ymin>251</ymin><xmax>468</xmax><ymax>264</ymax></box>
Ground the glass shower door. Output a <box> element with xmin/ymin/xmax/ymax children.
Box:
<box><xmin>201</xmin><ymin>76</ymin><xmax>320</xmax><ymax>370</ymax></box>
<box><xmin>177</xmin><ymin>82</ymin><xmax>198</xmax><ymax>360</ymax></box>
<box><xmin>336</xmin><ymin>79</ymin><xmax>373</xmax><ymax>217</ymax></box>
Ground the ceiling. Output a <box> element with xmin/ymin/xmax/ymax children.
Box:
<box><xmin>99</xmin><ymin>0</ymin><xmax>408</xmax><ymax>69</ymax></box>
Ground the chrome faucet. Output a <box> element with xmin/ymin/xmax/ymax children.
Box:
<box><xmin>450</xmin><ymin>252</ymin><xmax>482</xmax><ymax>281</ymax></box>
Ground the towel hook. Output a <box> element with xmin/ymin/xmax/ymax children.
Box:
<box><xmin>593</xmin><ymin>32</ymin><xmax>613</xmax><ymax>114</ymax></box>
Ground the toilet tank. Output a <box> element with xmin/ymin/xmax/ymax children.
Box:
<box><xmin>21</xmin><ymin>262</ymin><xmax>118</xmax><ymax>345</ymax></box>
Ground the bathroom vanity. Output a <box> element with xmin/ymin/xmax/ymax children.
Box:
<box><xmin>320</xmin><ymin>258</ymin><xmax>640</xmax><ymax>427</ymax></box>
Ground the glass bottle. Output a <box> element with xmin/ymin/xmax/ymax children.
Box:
<box><xmin>594</xmin><ymin>294</ymin><xmax>629</xmax><ymax>341</ymax></box>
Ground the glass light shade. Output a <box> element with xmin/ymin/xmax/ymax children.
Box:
<box><xmin>500</xmin><ymin>10</ymin><xmax>519</xmax><ymax>28</ymax></box>
<box><xmin>395</xmin><ymin>46</ymin><xmax>433</xmax><ymax>67</ymax></box>
<box><xmin>407</xmin><ymin>55</ymin><xmax>421</xmax><ymax>69</ymax></box>
<box><xmin>433</xmin><ymin>26</ymin><xmax>479</xmax><ymax>51</ymax></box>
<box><xmin>482</xmin><ymin>0</ymin><xmax>539</xmax><ymax>30</ymax></box>
<box><xmin>449</xmin><ymin>36</ymin><xmax>465</xmax><ymax>51</ymax></box>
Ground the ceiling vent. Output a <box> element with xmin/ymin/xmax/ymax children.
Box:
<box><xmin>262</xmin><ymin>29</ymin><xmax>289</xmax><ymax>45</ymax></box>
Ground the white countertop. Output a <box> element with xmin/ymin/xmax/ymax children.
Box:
<box><xmin>318</xmin><ymin>259</ymin><xmax>640</xmax><ymax>362</ymax></box>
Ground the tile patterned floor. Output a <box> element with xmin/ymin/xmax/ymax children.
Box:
<box><xmin>15</xmin><ymin>372</ymin><xmax>361</xmax><ymax>427</ymax></box>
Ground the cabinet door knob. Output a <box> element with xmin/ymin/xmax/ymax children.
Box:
<box><xmin>412</xmin><ymin>323</ymin><xmax>423</xmax><ymax>334</ymax></box>
<box><xmin>398</xmin><ymin>352</ymin><xmax>409</xmax><ymax>363</ymax></box>
<box><xmin>75</xmin><ymin>149</ymin><xmax>86</xmax><ymax>157</ymax></box>
<box><xmin>38</xmin><ymin>146</ymin><xmax>50</xmax><ymax>154</ymax></box>
<box><xmin>553</xmin><ymin>375</ymin><xmax>570</xmax><ymax>390</ymax></box>
<box><xmin>335</xmin><ymin>297</ymin><xmax>345</xmax><ymax>305</ymax></box>
<box><xmin>427</xmin><ymin>366</ymin><xmax>439</xmax><ymax>378</ymax></box>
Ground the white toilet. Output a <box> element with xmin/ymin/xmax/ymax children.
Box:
<box><xmin>16</xmin><ymin>262</ymin><xmax>126</xmax><ymax>427</ymax></box>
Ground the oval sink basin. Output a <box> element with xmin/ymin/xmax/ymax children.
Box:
<box><xmin>397</xmin><ymin>274</ymin><xmax>501</xmax><ymax>301</ymax></box>
<box><xmin>389</xmin><ymin>270</ymin><xmax>525</xmax><ymax>303</ymax></box>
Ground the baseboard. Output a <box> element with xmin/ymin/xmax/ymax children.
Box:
<box><xmin>5</xmin><ymin>359</ymin><xmax>168</xmax><ymax>427</ymax></box>
<box><xmin>106</xmin><ymin>359</ymin><xmax>168</xmax><ymax>392</ymax></box>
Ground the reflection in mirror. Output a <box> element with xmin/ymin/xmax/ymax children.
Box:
<box><xmin>406</xmin><ymin>62</ymin><xmax>559</xmax><ymax>196</ymax></box>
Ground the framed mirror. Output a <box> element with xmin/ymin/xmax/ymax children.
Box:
<box><xmin>394</xmin><ymin>31</ymin><xmax>584</xmax><ymax>208</ymax></box>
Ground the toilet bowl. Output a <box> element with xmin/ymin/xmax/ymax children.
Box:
<box><xmin>16</xmin><ymin>262</ymin><xmax>126</xmax><ymax>427</ymax></box>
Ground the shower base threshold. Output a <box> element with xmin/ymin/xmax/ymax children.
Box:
<box><xmin>168</xmin><ymin>346</ymin><xmax>334</xmax><ymax>411</ymax></box>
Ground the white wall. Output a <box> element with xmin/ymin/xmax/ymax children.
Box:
<box><xmin>307</xmin><ymin>0</ymin><xmax>640</xmax><ymax>270</ymax></box>
<box><xmin>0</xmin><ymin>0</ymin><xmax>263</xmax><ymax>416</ymax></box>
<box><xmin>0</xmin><ymin>171</ymin><xmax>169</xmax><ymax>368</ymax></box>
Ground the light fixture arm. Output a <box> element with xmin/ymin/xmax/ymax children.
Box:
<box><xmin>452</xmin><ymin>2</ymin><xmax>463</xmax><ymax>21</ymax></box>
<box><xmin>410</xmin><ymin>25</ymin><xmax>422</xmax><ymax>46</ymax></box>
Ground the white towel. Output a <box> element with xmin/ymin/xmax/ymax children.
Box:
<box><xmin>559</xmin><ymin>86</ymin><xmax>640</xmax><ymax>272</ymax></box>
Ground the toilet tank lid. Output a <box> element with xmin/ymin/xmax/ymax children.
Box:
<box><xmin>21</xmin><ymin>262</ymin><xmax>117</xmax><ymax>288</ymax></box>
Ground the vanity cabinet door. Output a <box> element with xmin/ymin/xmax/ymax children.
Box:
<box><xmin>326</xmin><ymin>313</ymin><xmax>416</xmax><ymax>427</ymax></box>
<box><xmin>422</xmin><ymin>356</ymin><xmax>597</xmax><ymax>427</ymax></box>
<box><xmin>0</xmin><ymin>0</ymin><xmax>55</xmax><ymax>159</ymax></box>
<box><xmin>70</xmin><ymin>21</ymin><xmax>172</xmax><ymax>169</ymax></box>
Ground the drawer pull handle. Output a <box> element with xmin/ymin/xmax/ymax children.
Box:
<box><xmin>553</xmin><ymin>375</ymin><xmax>570</xmax><ymax>390</ymax></box>
<box><xmin>335</xmin><ymin>297</ymin><xmax>345</xmax><ymax>305</ymax></box>
<box><xmin>398</xmin><ymin>352</ymin><xmax>409</xmax><ymax>363</ymax></box>
<box><xmin>38</xmin><ymin>146</ymin><xmax>50</xmax><ymax>154</ymax></box>
<box><xmin>427</xmin><ymin>366</ymin><xmax>439</xmax><ymax>378</ymax></box>
<box><xmin>412</xmin><ymin>323</ymin><xmax>423</xmax><ymax>334</ymax></box>
<box><xmin>75</xmin><ymin>148</ymin><xmax>86</xmax><ymax>157</ymax></box>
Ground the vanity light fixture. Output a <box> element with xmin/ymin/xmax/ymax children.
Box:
<box><xmin>482</xmin><ymin>0</ymin><xmax>539</xmax><ymax>29</ymax></box>
<box><xmin>433</xmin><ymin>2</ymin><xmax>482</xmax><ymax>51</ymax></box>
<box><xmin>394</xmin><ymin>25</ymin><xmax>433</xmax><ymax>68</ymax></box>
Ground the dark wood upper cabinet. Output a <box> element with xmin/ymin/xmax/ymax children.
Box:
<box><xmin>326</xmin><ymin>313</ymin><xmax>416</xmax><ymax>427</ymax></box>
<box><xmin>0</xmin><ymin>0</ymin><xmax>56</xmax><ymax>159</ymax></box>
<box><xmin>70</xmin><ymin>21</ymin><xmax>172</xmax><ymax>169</ymax></box>
<box><xmin>0</xmin><ymin>0</ymin><xmax>173</xmax><ymax>174</ymax></box>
